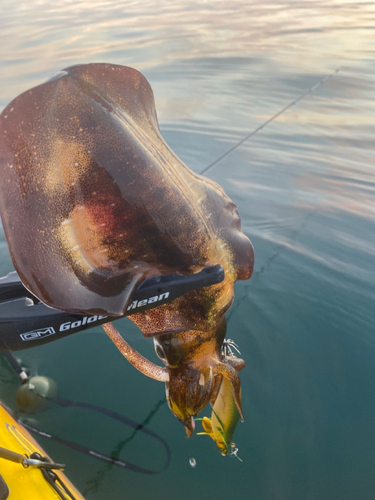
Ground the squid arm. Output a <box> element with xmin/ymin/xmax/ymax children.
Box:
<box><xmin>102</xmin><ymin>322</ymin><xmax>169</xmax><ymax>382</ymax></box>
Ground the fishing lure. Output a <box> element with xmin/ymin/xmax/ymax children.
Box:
<box><xmin>197</xmin><ymin>340</ymin><xmax>244</xmax><ymax>457</ymax></box>
<box><xmin>0</xmin><ymin>63</ymin><xmax>254</xmax><ymax>436</ymax></box>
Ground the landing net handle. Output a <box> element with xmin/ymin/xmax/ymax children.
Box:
<box><xmin>0</xmin><ymin>265</ymin><xmax>224</xmax><ymax>351</ymax></box>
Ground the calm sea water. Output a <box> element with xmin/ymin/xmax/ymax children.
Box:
<box><xmin>1</xmin><ymin>1</ymin><xmax>375</xmax><ymax>499</ymax></box>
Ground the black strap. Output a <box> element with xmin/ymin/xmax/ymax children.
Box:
<box><xmin>41</xmin><ymin>469</ymin><xmax>77</xmax><ymax>500</ymax></box>
<box><xmin>21</xmin><ymin>397</ymin><xmax>170</xmax><ymax>475</ymax></box>
<box><xmin>27</xmin><ymin>452</ymin><xmax>77</xmax><ymax>500</ymax></box>
<box><xmin>2</xmin><ymin>350</ymin><xmax>171</xmax><ymax>474</ymax></box>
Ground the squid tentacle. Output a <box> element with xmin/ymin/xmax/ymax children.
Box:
<box><xmin>209</xmin><ymin>374</ymin><xmax>223</xmax><ymax>405</ymax></box>
<box><xmin>195</xmin><ymin>367</ymin><xmax>215</xmax><ymax>414</ymax></box>
<box><xmin>103</xmin><ymin>323</ymin><xmax>169</xmax><ymax>382</ymax></box>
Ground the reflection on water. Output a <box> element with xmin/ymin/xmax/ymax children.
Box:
<box><xmin>1</xmin><ymin>1</ymin><xmax>375</xmax><ymax>499</ymax></box>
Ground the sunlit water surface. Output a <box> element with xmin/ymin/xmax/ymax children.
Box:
<box><xmin>1</xmin><ymin>1</ymin><xmax>375</xmax><ymax>499</ymax></box>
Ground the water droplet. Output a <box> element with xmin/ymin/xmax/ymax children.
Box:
<box><xmin>189</xmin><ymin>458</ymin><xmax>196</xmax><ymax>468</ymax></box>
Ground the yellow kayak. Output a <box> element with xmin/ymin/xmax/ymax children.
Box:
<box><xmin>0</xmin><ymin>402</ymin><xmax>85</xmax><ymax>499</ymax></box>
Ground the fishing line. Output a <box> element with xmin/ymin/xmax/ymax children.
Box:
<box><xmin>200</xmin><ymin>69</ymin><xmax>340</xmax><ymax>175</ymax></box>
<box><xmin>209</xmin><ymin>70</ymin><xmax>340</xmax><ymax>318</ymax></box>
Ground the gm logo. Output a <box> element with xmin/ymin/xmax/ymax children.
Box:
<box><xmin>20</xmin><ymin>326</ymin><xmax>56</xmax><ymax>342</ymax></box>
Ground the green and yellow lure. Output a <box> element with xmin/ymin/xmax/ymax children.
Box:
<box><xmin>198</xmin><ymin>376</ymin><xmax>243</xmax><ymax>460</ymax></box>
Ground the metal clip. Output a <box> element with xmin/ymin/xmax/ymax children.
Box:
<box><xmin>24</xmin><ymin>453</ymin><xmax>65</xmax><ymax>470</ymax></box>
<box><xmin>23</xmin><ymin>457</ymin><xmax>65</xmax><ymax>469</ymax></box>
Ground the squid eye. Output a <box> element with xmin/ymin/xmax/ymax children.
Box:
<box><xmin>154</xmin><ymin>340</ymin><xmax>166</xmax><ymax>361</ymax></box>
<box><xmin>155</xmin><ymin>345</ymin><xmax>165</xmax><ymax>359</ymax></box>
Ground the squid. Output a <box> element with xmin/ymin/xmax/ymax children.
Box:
<box><xmin>0</xmin><ymin>63</ymin><xmax>254</xmax><ymax>436</ymax></box>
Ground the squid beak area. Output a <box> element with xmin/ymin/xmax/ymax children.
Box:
<box><xmin>184</xmin><ymin>416</ymin><xmax>196</xmax><ymax>438</ymax></box>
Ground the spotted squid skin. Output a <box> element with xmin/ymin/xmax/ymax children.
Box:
<box><xmin>0</xmin><ymin>63</ymin><xmax>254</xmax><ymax>336</ymax></box>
